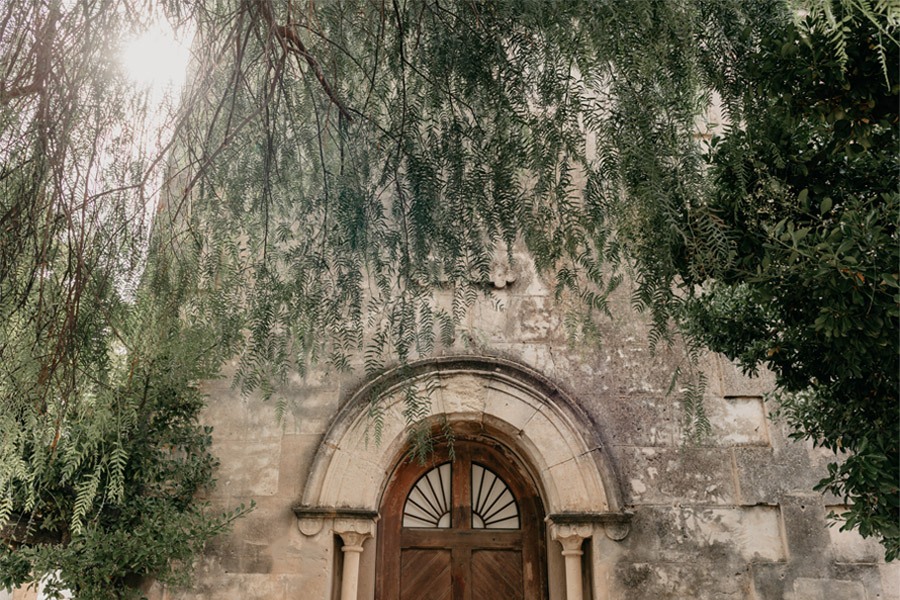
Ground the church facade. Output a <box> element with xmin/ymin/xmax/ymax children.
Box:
<box><xmin>120</xmin><ymin>252</ymin><xmax>897</xmax><ymax>600</ymax></box>
<box><xmin>5</xmin><ymin>253</ymin><xmax>896</xmax><ymax>600</ymax></box>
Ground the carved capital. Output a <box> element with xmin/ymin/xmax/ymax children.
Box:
<box><xmin>333</xmin><ymin>516</ymin><xmax>377</xmax><ymax>551</ymax></box>
<box><xmin>546</xmin><ymin>511</ymin><xmax>633</xmax><ymax>543</ymax></box>
<box><xmin>297</xmin><ymin>515</ymin><xmax>325</xmax><ymax>536</ymax></box>
<box><xmin>548</xmin><ymin>521</ymin><xmax>592</xmax><ymax>555</ymax></box>
<box><xmin>293</xmin><ymin>506</ymin><xmax>379</xmax><ymax>539</ymax></box>
<box><xmin>603</xmin><ymin>520</ymin><xmax>631</xmax><ymax>541</ymax></box>
<box><xmin>336</xmin><ymin>530</ymin><xmax>371</xmax><ymax>552</ymax></box>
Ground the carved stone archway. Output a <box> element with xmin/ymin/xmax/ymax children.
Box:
<box><xmin>293</xmin><ymin>356</ymin><xmax>631</xmax><ymax>600</ymax></box>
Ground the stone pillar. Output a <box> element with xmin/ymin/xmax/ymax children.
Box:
<box><xmin>549</xmin><ymin>522</ymin><xmax>593</xmax><ymax>600</ymax></box>
<box><xmin>333</xmin><ymin>517</ymin><xmax>377</xmax><ymax>600</ymax></box>
<box><xmin>294</xmin><ymin>507</ymin><xmax>379</xmax><ymax>600</ymax></box>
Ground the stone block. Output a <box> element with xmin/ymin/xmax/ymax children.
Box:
<box><xmin>711</xmin><ymin>505</ymin><xmax>786</xmax><ymax>562</ymax></box>
<box><xmin>211</xmin><ymin>438</ymin><xmax>281</xmax><ymax>497</ymax></box>
<box><xmin>619</xmin><ymin>505</ymin><xmax>785</xmax><ymax>563</ymax></box>
<box><xmin>733</xmin><ymin>446</ymin><xmax>834</xmax><ymax>505</ymax></box>
<box><xmin>520</xmin><ymin>406</ymin><xmax>583</xmax><ymax>468</ymax></box>
<box><xmin>780</xmin><ymin>495</ymin><xmax>832</xmax><ymax>565</ymax></box>
<box><xmin>580</xmin><ymin>340</ymin><xmax>677</xmax><ymax>396</ymax></box>
<box><xmin>881</xmin><ymin>563</ymin><xmax>900</xmax><ymax>600</ymax></box>
<box><xmin>144</xmin><ymin>581</ymin><xmax>166</xmax><ymax>600</ymax></box>
<box><xmin>276</xmin><ymin>434</ymin><xmax>324</xmax><ymax>498</ymax></box>
<box><xmin>279</xmin><ymin>523</ymin><xmax>335</xmax><ymax>580</ymax></box>
<box><xmin>489</xmin><ymin>343</ymin><xmax>561</xmax><ymax>382</ymax></box>
<box><xmin>592</xmin><ymin>394</ymin><xmax>678</xmax><ymax>447</ymax></box>
<box><xmin>506</xmin><ymin>296</ymin><xmax>564</xmax><ymax>343</ymax></box>
<box><xmin>312</xmin><ymin>446</ymin><xmax>383</xmax><ymax>508</ymax></box>
<box><xmin>616</xmin><ymin>446</ymin><xmax>735</xmax><ymax>505</ymax></box>
<box><xmin>715</xmin><ymin>354</ymin><xmax>776</xmax><ymax>397</ymax></box>
<box><xmin>334</xmin><ymin>451</ymin><xmax>385</xmax><ymax>506</ymax></box>
<box><xmin>342</xmin><ymin>399</ymin><xmax>407</xmax><ymax>454</ymax></box>
<box><xmin>202</xmin><ymin>535</ymin><xmax>241</xmax><ymax>574</ymax></box>
<box><xmin>697</xmin><ymin>351</ymin><xmax>725</xmax><ymax>398</ymax></box>
<box><xmin>508</xmin><ymin>254</ymin><xmax>547</xmax><ymax>297</ymax></box>
<box><xmin>466</xmin><ymin>294</ymin><xmax>511</xmax><ymax>343</ymax></box>
<box><xmin>612</xmin><ymin>561</ymin><xmax>748</xmax><ymax>600</ymax></box>
<box><xmin>790</xmin><ymin>577</ymin><xmax>866</xmax><ymax>600</ymax></box>
<box><xmin>285</xmin><ymin>360</ymin><xmax>342</xmax><ymax>387</ymax></box>
<box><xmin>482</xmin><ymin>381</ymin><xmax>540</xmax><ymax>432</ymax></box>
<box><xmin>166</xmin><ymin>574</ymin><xmax>316</xmax><ymax>600</ymax></box>
<box><xmin>10</xmin><ymin>586</ymin><xmax>38</xmax><ymax>600</ymax></box>
<box><xmin>280</xmin><ymin>385</ymin><xmax>342</xmax><ymax>436</ymax></box>
<box><xmin>543</xmin><ymin>457</ymin><xmax>597</xmax><ymax>512</ymax></box>
<box><xmin>750</xmin><ymin>562</ymin><xmax>790</xmax><ymax>600</ymax></box>
<box><xmin>234</xmin><ymin>498</ymin><xmax>297</xmax><ymax>546</ymax></box>
<box><xmin>826</xmin><ymin>506</ymin><xmax>883</xmax><ymax>563</ymax></box>
<box><xmin>830</xmin><ymin>564</ymin><xmax>892</xmax><ymax>600</ymax></box>
<box><xmin>703</xmin><ymin>395</ymin><xmax>770</xmax><ymax>447</ymax></box>
<box><xmin>201</xmin><ymin>501</ymin><xmax>295</xmax><ymax>577</ymax></box>
<box><xmin>435</xmin><ymin>373</ymin><xmax>488</xmax><ymax>415</ymax></box>
<box><xmin>200</xmin><ymin>383</ymin><xmax>285</xmax><ymax>441</ymax></box>
<box><xmin>236</xmin><ymin>541</ymin><xmax>274</xmax><ymax>574</ymax></box>
<box><xmin>279</xmin><ymin>574</ymin><xmax>326</xmax><ymax>600</ymax></box>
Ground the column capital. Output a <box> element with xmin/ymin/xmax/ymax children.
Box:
<box><xmin>546</xmin><ymin>511</ymin><xmax>632</xmax><ymax>542</ymax></box>
<box><xmin>547</xmin><ymin>516</ymin><xmax>593</xmax><ymax>547</ymax></box>
<box><xmin>293</xmin><ymin>505</ymin><xmax>378</xmax><ymax>538</ymax></box>
<box><xmin>333</xmin><ymin>516</ymin><xmax>377</xmax><ymax>539</ymax></box>
<box><xmin>336</xmin><ymin>530</ymin><xmax>370</xmax><ymax>551</ymax></box>
<box><xmin>548</xmin><ymin>522</ymin><xmax>591</xmax><ymax>554</ymax></box>
<box><xmin>334</xmin><ymin>514</ymin><xmax>377</xmax><ymax>551</ymax></box>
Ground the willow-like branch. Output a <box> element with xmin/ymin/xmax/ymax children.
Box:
<box><xmin>253</xmin><ymin>0</ymin><xmax>353</xmax><ymax>122</ymax></box>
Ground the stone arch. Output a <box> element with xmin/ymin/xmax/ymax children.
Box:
<box><xmin>296</xmin><ymin>355</ymin><xmax>626</xmax><ymax>517</ymax></box>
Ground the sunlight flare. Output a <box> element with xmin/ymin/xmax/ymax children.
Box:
<box><xmin>120</xmin><ymin>18</ymin><xmax>192</xmax><ymax>95</ymax></box>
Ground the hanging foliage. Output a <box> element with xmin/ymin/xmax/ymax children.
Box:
<box><xmin>0</xmin><ymin>0</ymin><xmax>896</xmax><ymax>596</ymax></box>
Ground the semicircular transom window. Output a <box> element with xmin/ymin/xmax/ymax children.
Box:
<box><xmin>471</xmin><ymin>463</ymin><xmax>519</xmax><ymax>529</ymax></box>
<box><xmin>403</xmin><ymin>462</ymin><xmax>452</xmax><ymax>528</ymax></box>
<box><xmin>401</xmin><ymin>461</ymin><xmax>521</xmax><ymax>530</ymax></box>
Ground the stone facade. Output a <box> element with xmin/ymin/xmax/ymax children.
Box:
<box><xmin>8</xmin><ymin>257</ymin><xmax>896</xmax><ymax>600</ymax></box>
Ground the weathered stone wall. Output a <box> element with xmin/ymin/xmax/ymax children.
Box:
<box><xmin>51</xmin><ymin>254</ymin><xmax>893</xmax><ymax>600</ymax></box>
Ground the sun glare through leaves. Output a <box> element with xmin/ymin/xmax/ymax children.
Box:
<box><xmin>119</xmin><ymin>17</ymin><xmax>193</xmax><ymax>99</ymax></box>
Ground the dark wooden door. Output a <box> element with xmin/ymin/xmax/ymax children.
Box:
<box><xmin>378</xmin><ymin>440</ymin><xmax>546</xmax><ymax>600</ymax></box>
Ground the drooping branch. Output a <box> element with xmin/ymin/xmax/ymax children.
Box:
<box><xmin>0</xmin><ymin>81</ymin><xmax>41</xmax><ymax>104</ymax></box>
<box><xmin>0</xmin><ymin>2</ymin><xmax>55</xmax><ymax>107</ymax></box>
<box><xmin>252</xmin><ymin>0</ymin><xmax>353</xmax><ymax>122</ymax></box>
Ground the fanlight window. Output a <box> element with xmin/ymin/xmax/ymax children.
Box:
<box><xmin>403</xmin><ymin>463</ymin><xmax>452</xmax><ymax>528</ymax></box>
<box><xmin>471</xmin><ymin>463</ymin><xmax>519</xmax><ymax>529</ymax></box>
<box><xmin>401</xmin><ymin>462</ymin><xmax>520</xmax><ymax>530</ymax></box>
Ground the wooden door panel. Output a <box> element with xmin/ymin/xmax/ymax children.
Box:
<box><xmin>471</xmin><ymin>549</ymin><xmax>524</xmax><ymax>600</ymax></box>
<box><xmin>402</xmin><ymin>529</ymin><xmax>521</xmax><ymax>548</ymax></box>
<box><xmin>400</xmin><ymin>549</ymin><xmax>452</xmax><ymax>600</ymax></box>
<box><xmin>379</xmin><ymin>439</ymin><xmax>546</xmax><ymax>600</ymax></box>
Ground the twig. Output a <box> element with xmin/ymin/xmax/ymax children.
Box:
<box><xmin>254</xmin><ymin>0</ymin><xmax>353</xmax><ymax>121</ymax></box>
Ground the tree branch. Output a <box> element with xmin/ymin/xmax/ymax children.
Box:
<box><xmin>253</xmin><ymin>0</ymin><xmax>353</xmax><ymax>122</ymax></box>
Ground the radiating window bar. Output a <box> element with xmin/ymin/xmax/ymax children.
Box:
<box><xmin>402</xmin><ymin>463</ymin><xmax>452</xmax><ymax>528</ymax></box>
<box><xmin>471</xmin><ymin>463</ymin><xmax>520</xmax><ymax>529</ymax></box>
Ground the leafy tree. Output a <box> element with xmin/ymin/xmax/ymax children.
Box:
<box><xmin>0</xmin><ymin>2</ymin><xmax>249</xmax><ymax>597</ymax></box>
<box><xmin>0</xmin><ymin>0</ymin><xmax>896</xmax><ymax>596</ymax></box>
<box><xmin>682</xmin><ymin>2</ymin><xmax>899</xmax><ymax>559</ymax></box>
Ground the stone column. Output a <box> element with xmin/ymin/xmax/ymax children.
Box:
<box><xmin>333</xmin><ymin>517</ymin><xmax>377</xmax><ymax>600</ymax></box>
<box><xmin>549</xmin><ymin>522</ymin><xmax>593</xmax><ymax>600</ymax></box>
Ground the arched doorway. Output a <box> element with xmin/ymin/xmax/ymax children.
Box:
<box><xmin>377</xmin><ymin>438</ymin><xmax>547</xmax><ymax>600</ymax></box>
<box><xmin>294</xmin><ymin>356</ymin><xmax>632</xmax><ymax>600</ymax></box>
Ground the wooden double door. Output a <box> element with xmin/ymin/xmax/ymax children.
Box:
<box><xmin>377</xmin><ymin>440</ymin><xmax>547</xmax><ymax>600</ymax></box>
